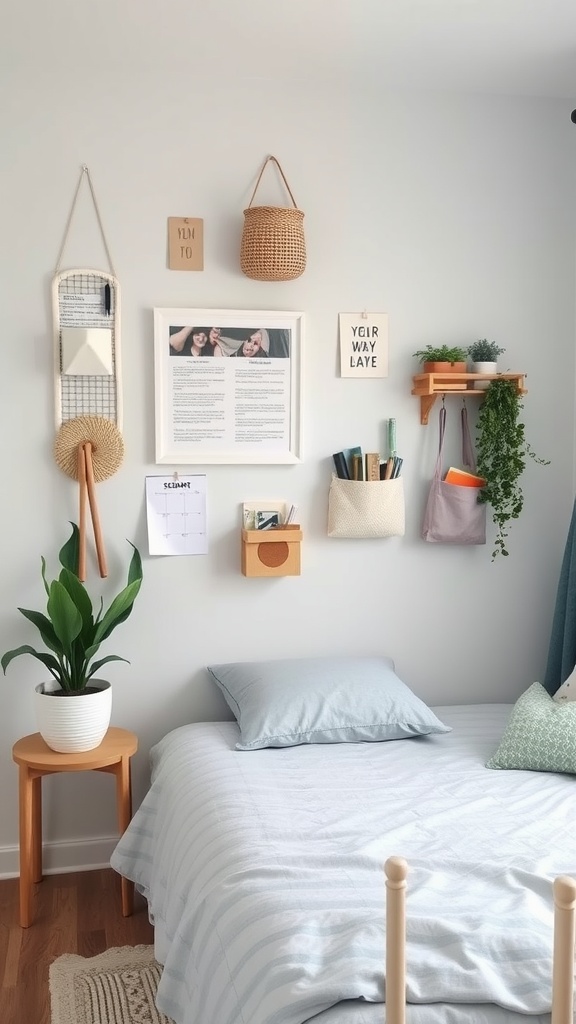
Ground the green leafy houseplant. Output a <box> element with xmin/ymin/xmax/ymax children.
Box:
<box><xmin>1</xmin><ymin>523</ymin><xmax>143</xmax><ymax>692</ymax></box>
<box><xmin>475</xmin><ymin>379</ymin><xmax>549</xmax><ymax>560</ymax></box>
<box><xmin>413</xmin><ymin>344</ymin><xmax>468</xmax><ymax>364</ymax></box>
<box><xmin>467</xmin><ymin>339</ymin><xmax>506</xmax><ymax>362</ymax></box>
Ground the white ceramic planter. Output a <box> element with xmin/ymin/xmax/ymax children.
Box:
<box><xmin>34</xmin><ymin>679</ymin><xmax>112</xmax><ymax>753</ymax></box>
<box><xmin>472</xmin><ymin>360</ymin><xmax>497</xmax><ymax>389</ymax></box>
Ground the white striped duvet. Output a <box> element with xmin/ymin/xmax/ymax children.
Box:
<box><xmin>111</xmin><ymin>705</ymin><xmax>576</xmax><ymax>1024</ymax></box>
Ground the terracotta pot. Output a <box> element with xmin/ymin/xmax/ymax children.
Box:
<box><xmin>423</xmin><ymin>361</ymin><xmax>467</xmax><ymax>373</ymax></box>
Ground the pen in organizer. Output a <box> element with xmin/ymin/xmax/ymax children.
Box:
<box><xmin>388</xmin><ymin>417</ymin><xmax>403</xmax><ymax>478</ymax></box>
<box><xmin>388</xmin><ymin>418</ymin><xmax>397</xmax><ymax>460</ymax></box>
<box><xmin>384</xmin><ymin>418</ymin><xmax>397</xmax><ymax>478</ymax></box>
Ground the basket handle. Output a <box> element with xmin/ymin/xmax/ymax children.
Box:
<box><xmin>247</xmin><ymin>155</ymin><xmax>299</xmax><ymax>209</ymax></box>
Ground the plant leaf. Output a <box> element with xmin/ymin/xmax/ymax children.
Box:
<box><xmin>127</xmin><ymin>543</ymin><xmax>143</xmax><ymax>588</ymax></box>
<box><xmin>47</xmin><ymin>580</ymin><xmax>83</xmax><ymax>649</ymax></box>
<box><xmin>87</xmin><ymin>654</ymin><xmax>129</xmax><ymax>679</ymax></box>
<box><xmin>18</xmin><ymin>608</ymin><xmax>62</xmax><ymax>654</ymax></box>
<box><xmin>1</xmin><ymin>645</ymin><xmax>62</xmax><ymax>681</ymax></box>
<box><xmin>41</xmin><ymin>556</ymin><xmax>50</xmax><ymax>598</ymax></box>
<box><xmin>93</xmin><ymin>579</ymin><xmax>142</xmax><ymax>645</ymax></box>
<box><xmin>58</xmin><ymin>568</ymin><xmax>94</xmax><ymax>638</ymax></box>
<box><xmin>59</xmin><ymin>522</ymin><xmax>80</xmax><ymax>576</ymax></box>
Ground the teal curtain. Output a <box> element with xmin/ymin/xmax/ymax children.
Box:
<box><xmin>544</xmin><ymin>498</ymin><xmax>576</xmax><ymax>695</ymax></box>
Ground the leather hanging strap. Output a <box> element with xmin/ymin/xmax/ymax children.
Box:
<box><xmin>247</xmin><ymin>155</ymin><xmax>299</xmax><ymax>209</ymax></box>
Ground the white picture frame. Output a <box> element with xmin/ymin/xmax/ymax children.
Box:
<box><xmin>154</xmin><ymin>308</ymin><xmax>303</xmax><ymax>464</ymax></box>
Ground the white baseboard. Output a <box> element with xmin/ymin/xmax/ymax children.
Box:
<box><xmin>0</xmin><ymin>835</ymin><xmax>119</xmax><ymax>879</ymax></box>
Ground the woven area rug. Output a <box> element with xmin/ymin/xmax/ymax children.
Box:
<box><xmin>49</xmin><ymin>944</ymin><xmax>173</xmax><ymax>1024</ymax></box>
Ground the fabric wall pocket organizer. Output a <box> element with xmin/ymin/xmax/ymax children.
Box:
<box><xmin>327</xmin><ymin>476</ymin><xmax>405</xmax><ymax>539</ymax></box>
<box><xmin>422</xmin><ymin>404</ymin><xmax>486</xmax><ymax>545</ymax></box>
<box><xmin>52</xmin><ymin>165</ymin><xmax>125</xmax><ymax>579</ymax></box>
<box><xmin>240</xmin><ymin>155</ymin><xmax>306</xmax><ymax>282</ymax></box>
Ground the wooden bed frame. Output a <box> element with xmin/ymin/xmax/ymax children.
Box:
<box><xmin>384</xmin><ymin>858</ymin><xmax>576</xmax><ymax>1024</ymax></box>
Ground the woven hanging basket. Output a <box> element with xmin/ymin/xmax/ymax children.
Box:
<box><xmin>240</xmin><ymin>156</ymin><xmax>306</xmax><ymax>282</ymax></box>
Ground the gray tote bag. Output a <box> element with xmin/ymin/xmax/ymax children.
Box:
<box><xmin>422</xmin><ymin>405</ymin><xmax>486</xmax><ymax>545</ymax></box>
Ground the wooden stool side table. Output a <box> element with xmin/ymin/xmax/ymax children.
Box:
<box><xmin>12</xmin><ymin>726</ymin><xmax>138</xmax><ymax>928</ymax></box>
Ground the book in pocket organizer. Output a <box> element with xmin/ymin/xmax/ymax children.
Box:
<box><xmin>327</xmin><ymin>476</ymin><xmax>405</xmax><ymax>539</ymax></box>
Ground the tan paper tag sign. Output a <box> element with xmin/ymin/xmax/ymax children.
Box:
<box><xmin>168</xmin><ymin>217</ymin><xmax>204</xmax><ymax>270</ymax></box>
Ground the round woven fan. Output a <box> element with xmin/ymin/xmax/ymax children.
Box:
<box><xmin>54</xmin><ymin>416</ymin><xmax>124</xmax><ymax>481</ymax></box>
<box><xmin>54</xmin><ymin>416</ymin><xmax>125</xmax><ymax>580</ymax></box>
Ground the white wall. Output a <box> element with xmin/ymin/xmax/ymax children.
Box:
<box><xmin>0</xmin><ymin>64</ymin><xmax>575</xmax><ymax>873</ymax></box>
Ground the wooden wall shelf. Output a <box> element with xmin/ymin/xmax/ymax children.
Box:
<box><xmin>411</xmin><ymin>372</ymin><xmax>527</xmax><ymax>424</ymax></box>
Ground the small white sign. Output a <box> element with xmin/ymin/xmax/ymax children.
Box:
<box><xmin>339</xmin><ymin>313</ymin><xmax>388</xmax><ymax>378</ymax></box>
<box><xmin>146</xmin><ymin>474</ymin><xmax>208</xmax><ymax>555</ymax></box>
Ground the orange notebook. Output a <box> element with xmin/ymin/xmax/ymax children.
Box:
<box><xmin>444</xmin><ymin>467</ymin><xmax>486</xmax><ymax>488</ymax></box>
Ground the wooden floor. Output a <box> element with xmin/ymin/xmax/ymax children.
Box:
<box><xmin>0</xmin><ymin>867</ymin><xmax>154</xmax><ymax>1024</ymax></box>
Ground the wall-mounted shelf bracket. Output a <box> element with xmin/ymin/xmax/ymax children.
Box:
<box><xmin>411</xmin><ymin>372</ymin><xmax>527</xmax><ymax>424</ymax></box>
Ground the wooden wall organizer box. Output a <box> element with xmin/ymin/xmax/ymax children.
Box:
<box><xmin>411</xmin><ymin>372</ymin><xmax>527</xmax><ymax>424</ymax></box>
<box><xmin>241</xmin><ymin>525</ymin><xmax>302</xmax><ymax>577</ymax></box>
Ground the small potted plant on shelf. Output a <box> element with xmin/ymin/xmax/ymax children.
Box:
<box><xmin>413</xmin><ymin>345</ymin><xmax>468</xmax><ymax>373</ymax></box>
<box><xmin>467</xmin><ymin>339</ymin><xmax>506</xmax><ymax>390</ymax></box>
<box><xmin>475</xmin><ymin>379</ymin><xmax>549</xmax><ymax>560</ymax></box>
<box><xmin>1</xmin><ymin>522</ymin><xmax>143</xmax><ymax>753</ymax></box>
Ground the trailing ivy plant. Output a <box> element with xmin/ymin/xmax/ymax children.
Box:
<box><xmin>475</xmin><ymin>379</ymin><xmax>549</xmax><ymax>560</ymax></box>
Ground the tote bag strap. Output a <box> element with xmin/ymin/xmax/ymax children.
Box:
<box><xmin>461</xmin><ymin>405</ymin><xmax>477</xmax><ymax>472</ymax></box>
<box><xmin>433</xmin><ymin>405</ymin><xmax>447</xmax><ymax>481</ymax></box>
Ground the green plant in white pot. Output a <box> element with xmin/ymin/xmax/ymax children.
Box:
<box><xmin>1</xmin><ymin>522</ymin><xmax>143</xmax><ymax>753</ymax></box>
<box><xmin>467</xmin><ymin>339</ymin><xmax>506</xmax><ymax>390</ymax></box>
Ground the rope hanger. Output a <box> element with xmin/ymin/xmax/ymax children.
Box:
<box><xmin>55</xmin><ymin>165</ymin><xmax>116</xmax><ymax>275</ymax></box>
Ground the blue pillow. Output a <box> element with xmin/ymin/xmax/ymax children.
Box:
<box><xmin>207</xmin><ymin>656</ymin><xmax>450</xmax><ymax>750</ymax></box>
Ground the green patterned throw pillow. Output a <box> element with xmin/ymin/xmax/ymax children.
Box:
<box><xmin>486</xmin><ymin>681</ymin><xmax>576</xmax><ymax>774</ymax></box>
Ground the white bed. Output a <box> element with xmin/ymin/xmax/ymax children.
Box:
<box><xmin>111</xmin><ymin>704</ymin><xmax>576</xmax><ymax>1024</ymax></box>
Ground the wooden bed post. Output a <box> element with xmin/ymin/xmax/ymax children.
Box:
<box><xmin>551</xmin><ymin>875</ymin><xmax>576</xmax><ymax>1024</ymax></box>
<box><xmin>385</xmin><ymin>856</ymin><xmax>408</xmax><ymax>1024</ymax></box>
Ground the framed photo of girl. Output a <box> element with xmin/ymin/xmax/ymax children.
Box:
<box><xmin>153</xmin><ymin>308</ymin><xmax>303</xmax><ymax>464</ymax></box>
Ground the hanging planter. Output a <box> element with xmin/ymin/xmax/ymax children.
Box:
<box><xmin>475</xmin><ymin>379</ymin><xmax>549</xmax><ymax>559</ymax></box>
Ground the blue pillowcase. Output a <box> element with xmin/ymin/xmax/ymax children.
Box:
<box><xmin>207</xmin><ymin>655</ymin><xmax>450</xmax><ymax>750</ymax></box>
